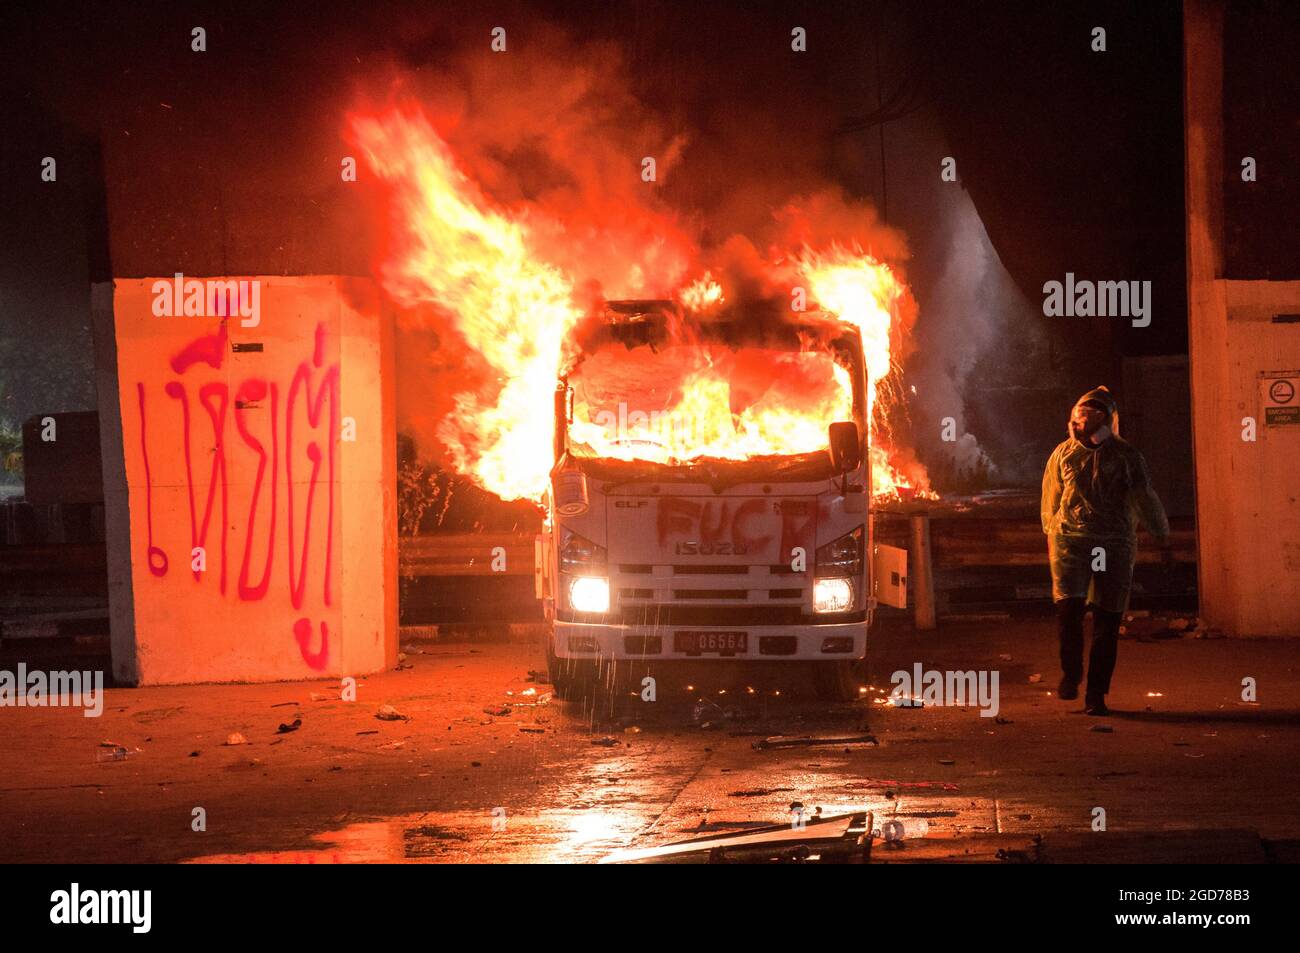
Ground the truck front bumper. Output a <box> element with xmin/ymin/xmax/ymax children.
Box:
<box><xmin>552</xmin><ymin>620</ymin><xmax>867</xmax><ymax>662</ymax></box>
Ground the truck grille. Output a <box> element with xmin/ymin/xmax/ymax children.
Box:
<box><xmin>672</xmin><ymin>589</ymin><xmax>748</xmax><ymax>600</ymax></box>
<box><xmin>555</xmin><ymin>562</ymin><xmax>863</xmax><ymax>626</ymax></box>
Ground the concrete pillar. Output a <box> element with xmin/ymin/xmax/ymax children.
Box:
<box><xmin>1184</xmin><ymin>0</ymin><xmax>1300</xmax><ymax>636</ymax></box>
<box><xmin>91</xmin><ymin>276</ymin><xmax>398</xmax><ymax>684</ymax></box>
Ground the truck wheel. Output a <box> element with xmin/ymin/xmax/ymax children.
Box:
<box><xmin>812</xmin><ymin>660</ymin><xmax>861</xmax><ymax>702</ymax></box>
<box><xmin>546</xmin><ymin>642</ymin><xmax>594</xmax><ymax>701</ymax></box>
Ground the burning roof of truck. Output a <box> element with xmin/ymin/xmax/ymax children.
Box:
<box><xmin>563</xmin><ymin>299</ymin><xmax>864</xmax><ymax>474</ymax></box>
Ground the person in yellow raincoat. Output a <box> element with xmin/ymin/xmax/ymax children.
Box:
<box><xmin>1041</xmin><ymin>386</ymin><xmax>1170</xmax><ymax>715</ymax></box>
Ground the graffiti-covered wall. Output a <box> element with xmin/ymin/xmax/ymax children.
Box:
<box><xmin>95</xmin><ymin>276</ymin><xmax>397</xmax><ymax>684</ymax></box>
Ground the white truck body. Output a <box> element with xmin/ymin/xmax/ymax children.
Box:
<box><xmin>535</xmin><ymin>305</ymin><xmax>906</xmax><ymax>697</ymax></box>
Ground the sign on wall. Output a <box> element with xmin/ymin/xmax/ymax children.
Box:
<box><xmin>1260</xmin><ymin>371</ymin><xmax>1300</xmax><ymax>427</ymax></box>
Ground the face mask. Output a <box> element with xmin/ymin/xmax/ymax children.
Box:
<box><xmin>1088</xmin><ymin>424</ymin><xmax>1112</xmax><ymax>445</ymax></box>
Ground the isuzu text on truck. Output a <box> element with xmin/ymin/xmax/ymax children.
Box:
<box><xmin>535</xmin><ymin>299</ymin><xmax>907</xmax><ymax>701</ymax></box>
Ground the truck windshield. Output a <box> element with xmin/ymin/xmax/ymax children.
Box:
<box><xmin>564</xmin><ymin>324</ymin><xmax>864</xmax><ymax>469</ymax></box>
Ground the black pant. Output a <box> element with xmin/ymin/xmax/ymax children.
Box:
<box><xmin>1057</xmin><ymin>597</ymin><xmax>1122</xmax><ymax>697</ymax></box>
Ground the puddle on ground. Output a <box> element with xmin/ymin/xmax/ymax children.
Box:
<box><xmin>184</xmin><ymin>807</ymin><xmax>648</xmax><ymax>863</ymax></box>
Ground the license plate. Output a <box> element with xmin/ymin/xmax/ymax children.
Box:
<box><xmin>674</xmin><ymin>631</ymin><xmax>748</xmax><ymax>655</ymax></box>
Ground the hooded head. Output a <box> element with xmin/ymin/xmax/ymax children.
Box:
<box><xmin>1069</xmin><ymin>386</ymin><xmax>1120</xmax><ymax>445</ymax></box>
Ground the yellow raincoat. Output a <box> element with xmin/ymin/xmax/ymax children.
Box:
<box><xmin>1041</xmin><ymin>387</ymin><xmax>1169</xmax><ymax>611</ymax></box>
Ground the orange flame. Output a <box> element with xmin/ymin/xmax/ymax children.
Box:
<box><xmin>800</xmin><ymin>247</ymin><xmax>928</xmax><ymax>498</ymax></box>
<box><xmin>352</xmin><ymin>106</ymin><xmax>930</xmax><ymax>503</ymax></box>
<box><xmin>351</xmin><ymin>108</ymin><xmax>580</xmax><ymax>501</ymax></box>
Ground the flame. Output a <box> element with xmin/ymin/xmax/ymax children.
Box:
<box><xmin>568</xmin><ymin>348</ymin><xmax>854</xmax><ymax>464</ymax></box>
<box><xmin>353</xmin><ymin>105</ymin><xmax>930</xmax><ymax>503</ymax></box>
<box><xmin>799</xmin><ymin>247</ymin><xmax>929</xmax><ymax>498</ymax></box>
<box><xmin>679</xmin><ymin>272</ymin><xmax>724</xmax><ymax>311</ymax></box>
<box><xmin>351</xmin><ymin>108</ymin><xmax>580</xmax><ymax>501</ymax></box>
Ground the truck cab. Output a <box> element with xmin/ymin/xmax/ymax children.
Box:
<box><xmin>535</xmin><ymin>299</ymin><xmax>902</xmax><ymax>701</ymax></box>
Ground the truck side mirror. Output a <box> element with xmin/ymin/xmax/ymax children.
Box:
<box><xmin>828</xmin><ymin>421</ymin><xmax>861</xmax><ymax>473</ymax></box>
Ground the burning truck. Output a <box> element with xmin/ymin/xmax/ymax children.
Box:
<box><xmin>537</xmin><ymin>297</ymin><xmax>908</xmax><ymax>701</ymax></box>
<box><xmin>351</xmin><ymin>109</ymin><xmax>923</xmax><ymax>699</ymax></box>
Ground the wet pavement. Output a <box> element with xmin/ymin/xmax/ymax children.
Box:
<box><xmin>2</xmin><ymin>618</ymin><xmax>1298</xmax><ymax>863</ymax></box>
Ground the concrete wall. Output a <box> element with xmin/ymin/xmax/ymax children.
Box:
<box><xmin>1185</xmin><ymin>1</ymin><xmax>1300</xmax><ymax>637</ymax></box>
<box><xmin>93</xmin><ymin>276</ymin><xmax>397</xmax><ymax>683</ymax></box>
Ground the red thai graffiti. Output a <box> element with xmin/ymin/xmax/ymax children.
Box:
<box><xmin>286</xmin><ymin>323</ymin><xmax>339</xmax><ymax>612</ymax></box>
<box><xmin>136</xmin><ymin>383</ymin><xmax>168</xmax><ymax>577</ymax></box>
<box><xmin>293</xmin><ymin>618</ymin><xmax>330</xmax><ymax>671</ymax></box>
<box><xmin>234</xmin><ymin>379</ymin><xmax>278</xmax><ymax>601</ymax></box>
<box><xmin>135</xmin><ymin>320</ymin><xmax>339</xmax><ymax>669</ymax></box>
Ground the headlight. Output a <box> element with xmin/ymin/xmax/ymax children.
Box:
<box><xmin>560</xmin><ymin>529</ymin><xmax>606</xmax><ymax>573</ymax></box>
<box><xmin>815</xmin><ymin>526</ymin><xmax>864</xmax><ymax>577</ymax></box>
<box><xmin>813</xmin><ymin>577</ymin><xmax>854</xmax><ymax>613</ymax></box>
<box><xmin>569</xmin><ymin>576</ymin><xmax>610</xmax><ymax>613</ymax></box>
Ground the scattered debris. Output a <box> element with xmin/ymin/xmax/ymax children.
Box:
<box><xmin>189</xmin><ymin>751</ymin><xmax>200</xmax><ymax>758</ymax></box>
<box><xmin>482</xmin><ymin>706</ymin><xmax>512</xmax><ymax>717</ymax></box>
<box><xmin>692</xmin><ymin>700</ymin><xmax>724</xmax><ymax>727</ymax></box>
<box><xmin>1028</xmin><ymin>673</ymin><xmax>1043</xmax><ymax>684</ymax></box>
<box><xmin>1090</xmin><ymin>725</ymin><xmax>1114</xmax><ymax>733</ymax></box>
<box><xmin>277</xmin><ymin>718</ymin><xmax>303</xmax><ymax>734</ymax></box>
<box><xmin>752</xmin><ymin>733</ymin><xmax>877</xmax><ymax>751</ymax></box>
<box><xmin>378</xmin><ymin>740</ymin><xmax>406</xmax><ymax>750</ymax></box>
<box><xmin>309</xmin><ymin>692</ymin><xmax>334</xmax><ymax>702</ymax></box>
<box><xmin>508</xmin><ymin>691</ymin><xmax>552</xmax><ymax>708</ymax></box>
<box><xmin>271</xmin><ymin>701</ymin><xmax>299</xmax><ymax>708</ymax></box>
<box><xmin>843</xmin><ymin>779</ymin><xmax>958</xmax><ymax>792</ymax></box>
<box><xmin>376</xmin><ymin>704</ymin><xmax>408</xmax><ymax>721</ymax></box>
<box><xmin>624</xmin><ymin>725</ymin><xmax>642</xmax><ymax>734</ymax></box>
<box><xmin>224</xmin><ymin>732</ymin><xmax>248</xmax><ymax>746</ymax></box>
<box><xmin>591</xmin><ymin>737</ymin><xmax>620</xmax><ymax>747</ymax></box>
<box><xmin>356</xmin><ymin>729</ymin><xmax>379</xmax><ymax>736</ymax></box>
<box><xmin>95</xmin><ymin>744</ymin><xmax>131</xmax><ymax>763</ymax></box>
<box><xmin>728</xmin><ymin>787</ymin><xmax>795</xmax><ymax>798</ymax></box>
<box><xmin>994</xmin><ymin>716</ymin><xmax>1013</xmax><ymax>725</ymax></box>
<box><xmin>938</xmin><ymin>758</ymin><xmax>956</xmax><ymax>765</ymax></box>
<box><xmin>518</xmin><ymin>727</ymin><xmax>546</xmax><ymax>734</ymax></box>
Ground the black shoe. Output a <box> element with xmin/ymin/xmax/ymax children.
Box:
<box><xmin>1058</xmin><ymin>677</ymin><xmax>1079</xmax><ymax>701</ymax></box>
<box><xmin>1084</xmin><ymin>695</ymin><xmax>1110</xmax><ymax>716</ymax></box>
